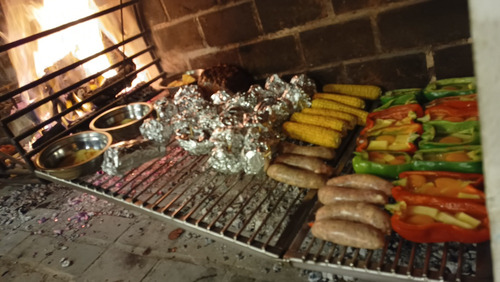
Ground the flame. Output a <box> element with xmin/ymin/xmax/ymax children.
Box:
<box><xmin>31</xmin><ymin>0</ymin><xmax>116</xmax><ymax>79</ymax></box>
<box><xmin>1</xmin><ymin>0</ymin><xmax>159</xmax><ymax>147</ymax></box>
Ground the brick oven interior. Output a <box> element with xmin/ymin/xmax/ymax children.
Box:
<box><xmin>1</xmin><ymin>0</ymin><xmax>499</xmax><ymax>281</ymax></box>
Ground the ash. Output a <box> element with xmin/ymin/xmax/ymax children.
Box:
<box><xmin>0</xmin><ymin>182</ymin><xmax>137</xmax><ymax>241</ymax></box>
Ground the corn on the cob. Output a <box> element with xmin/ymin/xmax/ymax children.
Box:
<box><xmin>322</xmin><ymin>84</ymin><xmax>381</xmax><ymax>100</ymax></box>
<box><xmin>282</xmin><ymin>121</ymin><xmax>342</xmax><ymax>149</ymax></box>
<box><xmin>301</xmin><ymin>107</ymin><xmax>357</xmax><ymax>129</ymax></box>
<box><xmin>290</xmin><ymin>112</ymin><xmax>348</xmax><ymax>135</ymax></box>
<box><xmin>313</xmin><ymin>93</ymin><xmax>365</xmax><ymax>109</ymax></box>
<box><xmin>312</xmin><ymin>99</ymin><xmax>368</xmax><ymax>126</ymax></box>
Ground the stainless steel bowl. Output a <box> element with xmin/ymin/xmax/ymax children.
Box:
<box><xmin>34</xmin><ymin>131</ymin><xmax>112</xmax><ymax>180</ymax></box>
<box><xmin>89</xmin><ymin>102</ymin><xmax>153</xmax><ymax>142</ymax></box>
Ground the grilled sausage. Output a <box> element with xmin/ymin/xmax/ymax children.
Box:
<box><xmin>266</xmin><ymin>164</ymin><xmax>326</xmax><ymax>189</ymax></box>
<box><xmin>315</xmin><ymin>202</ymin><xmax>391</xmax><ymax>234</ymax></box>
<box><xmin>311</xmin><ymin>219</ymin><xmax>385</xmax><ymax>249</ymax></box>
<box><xmin>279</xmin><ymin>142</ymin><xmax>336</xmax><ymax>160</ymax></box>
<box><xmin>326</xmin><ymin>174</ymin><xmax>393</xmax><ymax>196</ymax></box>
<box><xmin>318</xmin><ymin>186</ymin><xmax>388</xmax><ymax>205</ymax></box>
<box><xmin>274</xmin><ymin>154</ymin><xmax>334</xmax><ymax>176</ymax></box>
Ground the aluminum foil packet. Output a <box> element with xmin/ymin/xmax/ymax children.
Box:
<box><xmin>153</xmin><ymin>97</ymin><xmax>178</xmax><ymax>122</ymax></box>
<box><xmin>290</xmin><ymin>73</ymin><xmax>317</xmax><ymax>96</ymax></box>
<box><xmin>171</xmin><ymin>85</ymin><xmax>220</xmax><ymax>155</ymax></box>
<box><xmin>139</xmin><ymin>118</ymin><xmax>173</xmax><ymax>144</ymax></box>
<box><xmin>101</xmin><ymin>139</ymin><xmax>166</xmax><ymax>176</ymax></box>
<box><xmin>241</xmin><ymin>123</ymin><xmax>277</xmax><ymax>175</ymax></box>
<box><xmin>208</xmin><ymin>127</ymin><xmax>245</xmax><ymax>174</ymax></box>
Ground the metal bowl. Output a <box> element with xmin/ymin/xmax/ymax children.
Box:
<box><xmin>34</xmin><ymin>131</ymin><xmax>112</xmax><ymax>180</ymax></box>
<box><xmin>89</xmin><ymin>102</ymin><xmax>153</xmax><ymax>142</ymax></box>
<box><xmin>160</xmin><ymin>69</ymin><xmax>204</xmax><ymax>95</ymax></box>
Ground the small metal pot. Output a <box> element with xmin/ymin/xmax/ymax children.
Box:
<box><xmin>89</xmin><ymin>102</ymin><xmax>153</xmax><ymax>142</ymax></box>
<box><xmin>34</xmin><ymin>131</ymin><xmax>112</xmax><ymax>180</ymax></box>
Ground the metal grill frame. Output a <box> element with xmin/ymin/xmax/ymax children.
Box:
<box><xmin>0</xmin><ymin>0</ymin><xmax>165</xmax><ymax>171</ymax></box>
<box><xmin>34</xmin><ymin>127</ymin><xmax>492</xmax><ymax>282</ymax></box>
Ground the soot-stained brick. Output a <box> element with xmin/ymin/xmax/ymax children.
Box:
<box><xmin>377</xmin><ymin>0</ymin><xmax>470</xmax><ymax>51</ymax></box>
<box><xmin>300</xmin><ymin>18</ymin><xmax>376</xmax><ymax>67</ymax></box>
<box><xmin>255</xmin><ymin>0</ymin><xmax>329</xmax><ymax>34</ymax></box>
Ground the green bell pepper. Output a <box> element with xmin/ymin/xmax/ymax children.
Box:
<box><xmin>419</xmin><ymin>120</ymin><xmax>481</xmax><ymax>149</ymax></box>
<box><xmin>352</xmin><ymin>151</ymin><xmax>412</xmax><ymax>179</ymax></box>
<box><xmin>411</xmin><ymin>145</ymin><xmax>482</xmax><ymax>174</ymax></box>
<box><xmin>376</xmin><ymin>88</ymin><xmax>423</xmax><ymax>111</ymax></box>
<box><xmin>423</xmin><ymin>77</ymin><xmax>476</xmax><ymax>102</ymax></box>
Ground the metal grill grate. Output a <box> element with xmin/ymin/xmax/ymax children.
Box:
<box><xmin>34</xmin><ymin>133</ymin><xmax>492</xmax><ymax>282</ymax></box>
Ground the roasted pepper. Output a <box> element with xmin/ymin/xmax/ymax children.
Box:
<box><xmin>375</xmin><ymin>88</ymin><xmax>422</xmax><ymax>111</ymax></box>
<box><xmin>391</xmin><ymin>170</ymin><xmax>486</xmax><ymax>217</ymax></box>
<box><xmin>419</xmin><ymin>120</ymin><xmax>481</xmax><ymax>149</ymax></box>
<box><xmin>387</xmin><ymin>201</ymin><xmax>490</xmax><ymax>243</ymax></box>
<box><xmin>423</xmin><ymin>77</ymin><xmax>476</xmax><ymax>102</ymax></box>
<box><xmin>367</xmin><ymin>104</ymin><xmax>424</xmax><ymax>121</ymax></box>
<box><xmin>352</xmin><ymin>151</ymin><xmax>412</xmax><ymax>179</ymax></box>
<box><xmin>426</xmin><ymin>93</ymin><xmax>477</xmax><ymax>107</ymax></box>
<box><xmin>420</xmin><ymin>100</ymin><xmax>478</xmax><ymax>122</ymax></box>
<box><xmin>411</xmin><ymin>146</ymin><xmax>483</xmax><ymax>174</ymax></box>
<box><xmin>362</xmin><ymin>104</ymin><xmax>424</xmax><ymax>135</ymax></box>
<box><xmin>356</xmin><ymin>123</ymin><xmax>423</xmax><ymax>153</ymax></box>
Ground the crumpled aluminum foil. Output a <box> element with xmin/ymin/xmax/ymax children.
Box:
<box><xmin>154</xmin><ymin>73</ymin><xmax>316</xmax><ymax>174</ymax></box>
<box><xmin>265</xmin><ymin>74</ymin><xmax>289</xmax><ymax>95</ymax></box>
<box><xmin>101</xmin><ymin>139</ymin><xmax>166</xmax><ymax>176</ymax></box>
<box><xmin>139</xmin><ymin>118</ymin><xmax>172</xmax><ymax>143</ymax></box>
<box><xmin>241</xmin><ymin>123</ymin><xmax>276</xmax><ymax>174</ymax></box>
<box><xmin>208</xmin><ymin>127</ymin><xmax>245</xmax><ymax>174</ymax></box>
<box><xmin>153</xmin><ymin>97</ymin><xmax>177</xmax><ymax>122</ymax></box>
<box><xmin>290</xmin><ymin>73</ymin><xmax>317</xmax><ymax>97</ymax></box>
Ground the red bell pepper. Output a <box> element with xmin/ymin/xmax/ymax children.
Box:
<box><xmin>362</xmin><ymin>104</ymin><xmax>424</xmax><ymax>136</ymax></box>
<box><xmin>392</xmin><ymin>186</ymin><xmax>487</xmax><ymax>217</ymax></box>
<box><xmin>392</xmin><ymin>171</ymin><xmax>486</xmax><ymax>217</ymax></box>
<box><xmin>397</xmin><ymin>170</ymin><xmax>484</xmax><ymax>190</ymax></box>
<box><xmin>426</xmin><ymin>94</ymin><xmax>477</xmax><ymax>107</ymax></box>
<box><xmin>356</xmin><ymin>123</ymin><xmax>423</xmax><ymax>153</ymax></box>
<box><xmin>367</xmin><ymin>104</ymin><xmax>424</xmax><ymax>121</ymax></box>
<box><xmin>390</xmin><ymin>204</ymin><xmax>490</xmax><ymax>243</ymax></box>
<box><xmin>423</xmin><ymin>100</ymin><xmax>479</xmax><ymax>122</ymax></box>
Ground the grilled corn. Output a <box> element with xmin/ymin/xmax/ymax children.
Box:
<box><xmin>323</xmin><ymin>84</ymin><xmax>381</xmax><ymax>100</ymax></box>
<box><xmin>313</xmin><ymin>93</ymin><xmax>365</xmax><ymax>109</ymax></box>
<box><xmin>290</xmin><ymin>112</ymin><xmax>348</xmax><ymax>135</ymax></box>
<box><xmin>312</xmin><ymin>99</ymin><xmax>368</xmax><ymax>125</ymax></box>
<box><xmin>301</xmin><ymin>108</ymin><xmax>357</xmax><ymax>129</ymax></box>
<box><xmin>282</xmin><ymin>121</ymin><xmax>342</xmax><ymax>148</ymax></box>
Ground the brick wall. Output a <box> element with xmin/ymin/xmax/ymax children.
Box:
<box><xmin>140</xmin><ymin>0</ymin><xmax>473</xmax><ymax>90</ymax></box>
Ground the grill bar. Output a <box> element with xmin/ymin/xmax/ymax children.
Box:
<box><xmin>7</xmin><ymin>43</ymin><xmax>152</xmax><ymax>143</ymax></box>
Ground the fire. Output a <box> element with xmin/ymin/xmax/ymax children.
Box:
<box><xmin>1</xmin><ymin>0</ymin><xmax>159</xmax><ymax>148</ymax></box>
<box><xmin>31</xmin><ymin>0</ymin><xmax>117</xmax><ymax>80</ymax></box>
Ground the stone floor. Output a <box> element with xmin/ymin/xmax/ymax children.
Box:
<box><xmin>0</xmin><ymin>181</ymin><xmax>337</xmax><ymax>282</ymax></box>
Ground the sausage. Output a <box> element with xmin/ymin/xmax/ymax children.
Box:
<box><xmin>311</xmin><ymin>219</ymin><xmax>385</xmax><ymax>249</ymax></box>
<box><xmin>280</xmin><ymin>142</ymin><xmax>336</xmax><ymax>160</ymax></box>
<box><xmin>318</xmin><ymin>186</ymin><xmax>388</xmax><ymax>205</ymax></box>
<box><xmin>274</xmin><ymin>154</ymin><xmax>334</xmax><ymax>176</ymax></box>
<box><xmin>326</xmin><ymin>174</ymin><xmax>393</xmax><ymax>196</ymax></box>
<box><xmin>266</xmin><ymin>164</ymin><xmax>326</xmax><ymax>189</ymax></box>
<box><xmin>315</xmin><ymin>202</ymin><xmax>391</xmax><ymax>234</ymax></box>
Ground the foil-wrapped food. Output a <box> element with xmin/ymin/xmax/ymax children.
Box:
<box><xmin>101</xmin><ymin>139</ymin><xmax>166</xmax><ymax>176</ymax></box>
<box><xmin>151</xmin><ymin>72</ymin><xmax>315</xmax><ymax>174</ymax></box>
